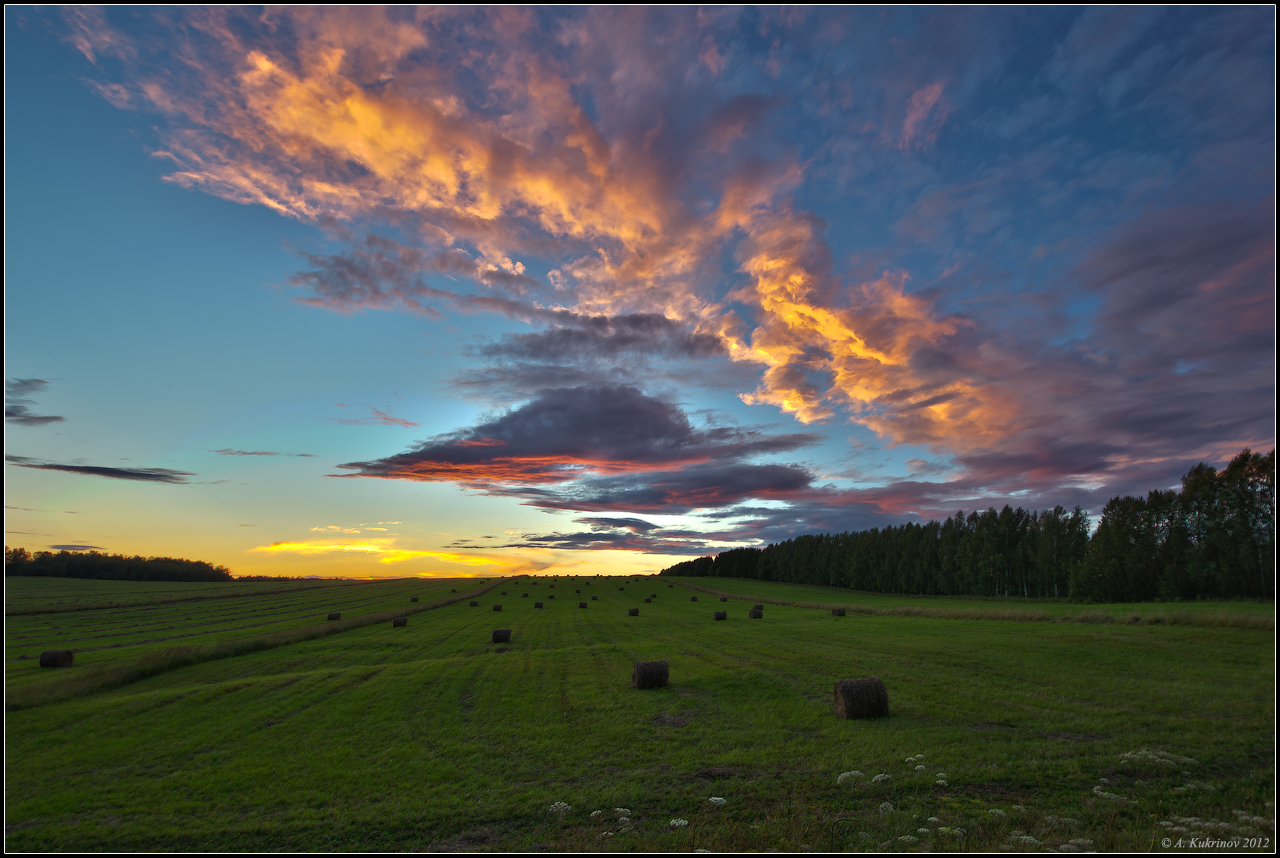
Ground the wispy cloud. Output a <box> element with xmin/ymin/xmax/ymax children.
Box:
<box><xmin>5</xmin><ymin>378</ymin><xmax>65</xmax><ymax>426</ymax></box>
<box><xmin>212</xmin><ymin>448</ymin><xmax>315</xmax><ymax>457</ymax></box>
<box><xmin>332</xmin><ymin>403</ymin><xmax>419</xmax><ymax>428</ymax></box>
<box><xmin>6</xmin><ymin>455</ymin><xmax>193</xmax><ymax>484</ymax></box>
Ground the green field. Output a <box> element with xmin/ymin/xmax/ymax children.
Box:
<box><xmin>5</xmin><ymin>576</ymin><xmax>1275</xmax><ymax>852</ymax></box>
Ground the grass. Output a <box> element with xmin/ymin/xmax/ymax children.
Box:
<box><xmin>4</xmin><ymin>575</ymin><xmax>1275</xmax><ymax>851</ymax></box>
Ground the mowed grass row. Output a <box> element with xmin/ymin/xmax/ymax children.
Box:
<box><xmin>5</xmin><ymin>575</ymin><xmax>1274</xmax><ymax>852</ymax></box>
<box><xmin>5</xmin><ymin>578</ymin><xmax>492</xmax><ymax>701</ymax></box>
<box><xmin>669</xmin><ymin>576</ymin><xmax>1277</xmax><ymax>626</ymax></box>
<box><xmin>4</xmin><ymin>576</ymin><xmax>361</xmax><ymax>615</ymax></box>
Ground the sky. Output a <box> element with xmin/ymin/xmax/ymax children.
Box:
<box><xmin>4</xmin><ymin>7</ymin><xmax>1274</xmax><ymax>579</ymax></box>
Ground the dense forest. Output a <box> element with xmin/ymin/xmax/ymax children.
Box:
<box><xmin>660</xmin><ymin>449</ymin><xmax>1274</xmax><ymax>602</ymax></box>
<box><xmin>4</xmin><ymin>548</ymin><xmax>234</xmax><ymax>582</ymax></box>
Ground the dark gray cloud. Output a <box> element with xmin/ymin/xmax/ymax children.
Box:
<box><xmin>212</xmin><ymin>448</ymin><xmax>315</xmax><ymax>457</ymax></box>
<box><xmin>6</xmin><ymin>456</ymin><xmax>194</xmax><ymax>484</ymax></box>
<box><xmin>337</xmin><ymin>385</ymin><xmax>821</xmax><ymax>486</ymax></box>
<box><xmin>5</xmin><ymin>378</ymin><xmax>65</xmax><ymax>426</ymax></box>
<box><xmin>478</xmin><ymin>314</ymin><xmax>724</xmax><ymax>363</ymax></box>
<box><xmin>49</xmin><ymin>544</ymin><xmax>106</xmax><ymax>551</ymax></box>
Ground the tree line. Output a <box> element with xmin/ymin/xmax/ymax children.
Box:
<box><xmin>660</xmin><ymin>449</ymin><xmax>1274</xmax><ymax>602</ymax></box>
<box><xmin>4</xmin><ymin>548</ymin><xmax>234</xmax><ymax>582</ymax></box>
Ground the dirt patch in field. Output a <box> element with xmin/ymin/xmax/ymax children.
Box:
<box><xmin>427</xmin><ymin>827</ymin><xmax>493</xmax><ymax>852</ymax></box>
<box><xmin>685</xmin><ymin>765</ymin><xmax>745</xmax><ymax>781</ymax></box>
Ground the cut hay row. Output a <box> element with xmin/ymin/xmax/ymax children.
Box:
<box><xmin>6</xmin><ymin>579</ymin><xmax>505</xmax><ymax>711</ymax></box>
<box><xmin>668</xmin><ymin>581</ymin><xmax>1275</xmax><ymax>629</ymax></box>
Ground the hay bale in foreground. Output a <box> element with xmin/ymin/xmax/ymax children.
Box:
<box><xmin>493</xmin><ymin>604</ymin><xmax>503</xmax><ymax>612</ymax></box>
<box><xmin>833</xmin><ymin>676</ymin><xmax>889</xmax><ymax>719</ymax></box>
<box><xmin>327</xmin><ymin>612</ymin><xmax>342</xmax><ymax>621</ymax></box>
<box><xmin>749</xmin><ymin>609</ymin><xmax>763</xmax><ymax>619</ymax></box>
<box><xmin>628</xmin><ymin>608</ymin><xmax>640</xmax><ymax>616</ymax></box>
<box><xmin>632</xmin><ymin>660</ymin><xmax>669</xmax><ymax>689</ymax></box>
<box><xmin>469</xmin><ymin>601</ymin><xmax>479</xmax><ymax>607</ymax></box>
<box><xmin>579</xmin><ymin>602</ymin><xmax>587</xmax><ymax>608</ymax></box>
<box><xmin>832</xmin><ymin>608</ymin><xmax>846</xmax><ymax>617</ymax></box>
<box><xmin>39</xmin><ymin>649</ymin><xmax>74</xmax><ymax>668</ymax></box>
<box><xmin>393</xmin><ymin>617</ymin><xmax>408</xmax><ymax>627</ymax></box>
<box><xmin>535</xmin><ymin>602</ymin><xmax>544</xmax><ymax>608</ymax></box>
<box><xmin>411</xmin><ymin>596</ymin><xmax>419</xmax><ymax>602</ymax></box>
<box><xmin>714</xmin><ymin>611</ymin><xmax>727</xmax><ymax>621</ymax></box>
<box><xmin>492</xmin><ymin>629</ymin><xmax>512</xmax><ymax>644</ymax></box>
<box><xmin>752</xmin><ymin>604</ymin><xmax>764</xmax><ymax>611</ymax></box>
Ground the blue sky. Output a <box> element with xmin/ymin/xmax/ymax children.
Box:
<box><xmin>5</xmin><ymin>7</ymin><xmax>1273</xmax><ymax>577</ymax></box>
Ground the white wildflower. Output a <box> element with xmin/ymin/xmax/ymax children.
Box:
<box><xmin>905</xmin><ymin>757</ymin><xmax>917</xmax><ymax>763</ymax></box>
<box><xmin>1018</xmin><ymin>835</ymin><xmax>1041</xmax><ymax>845</ymax></box>
<box><xmin>917</xmin><ymin>827</ymin><xmax>931</xmax><ymax>834</ymax></box>
<box><xmin>926</xmin><ymin>817</ymin><xmax>940</xmax><ymax>824</ymax></box>
<box><xmin>935</xmin><ymin>772</ymin><xmax>947</xmax><ymax>779</ymax></box>
<box><xmin>989</xmin><ymin>809</ymin><xmax>1007</xmax><ymax>817</ymax></box>
<box><xmin>549</xmin><ymin>801</ymin><xmax>572</xmax><ymax>814</ymax></box>
<box><xmin>935</xmin><ymin>780</ymin><xmax>948</xmax><ymax>786</ymax></box>
<box><xmin>590</xmin><ymin>810</ymin><xmax>603</xmax><ymax>819</ymax></box>
<box><xmin>872</xmin><ymin>773</ymin><xmax>891</xmax><ymax>783</ymax></box>
<box><xmin>915</xmin><ymin>764</ymin><xmax>926</xmax><ymax>771</ymax></box>
<box><xmin>1058</xmin><ymin>844</ymin><xmax>1079</xmax><ymax>853</ymax></box>
<box><xmin>1012</xmin><ymin>805</ymin><xmax>1027</xmax><ymax>812</ymax></box>
<box><xmin>898</xmin><ymin>835</ymin><xmax>919</xmax><ymax>843</ymax></box>
<box><xmin>879</xmin><ymin>801</ymin><xmax>895</xmax><ymax>814</ymax></box>
<box><xmin>708</xmin><ymin>796</ymin><xmax>726</xmax><ymax>806</ymax></box>
<box><xmin>614</xmin><ymin>807</ymin><xmax>631</xmax><ymax>815</ymax></box>
<box><xmin>1068</xmin><ymin>839</ymin><xmax>1094</xmax><ymax>848</ymax></box>
<box><xmin>596</xmin><ymin>831</ymin><xmax>614</xmax><ymax>839</ymax></box>
<box><xmin>837</xmin><ymin>770</ymin><xmax>863</xmax><ymax>784</ymax></box>
<box><xmin>618</xmin><ymin>817</ymin><xmax>631</xmax><ymax>826</ymax></box>
<box><xmin>670</xmin><ymin>818</ymin><xmax>689</xmax><ymax>828</ymax></box>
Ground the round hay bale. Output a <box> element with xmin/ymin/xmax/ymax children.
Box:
<box><xmin>549</xmin><ymin>595</ymin><xmax>555</xmax><ymax>599</ymax></box>
<box><xmin>628</xmin><ymin>608</ymin><xmax>640</xmax><ymax>617</ymax></box>
<box><xmin>690</xmin><ymin>596</ymin><xmax>698</xmax><ymax>602</ymax></box>
<box><xmin>535</xmin><ymin>601</ymin><xmax>544</xmax><ymax>608</ymax></box>
<box><xmin>469</xmin><ymin>601</ymin><xmax>479</xmax><ymax>607</ymax></box>
<box><xmin>651</xmin><ymin>594</ymin><xmax>657</xmax><ymax>598</ymax></box>
<box><xmin>39</xmin><ymin>649</ymin><xmax>74</xmax><ymax>668</ymax></box>
<box><xmin>579</xmin><ymin>602</ymin><xmax>588</xmax><ymax>608</ymax></box>
<box><xmin>501</xmin><ymin>590</ymin><xmax>508</xmax><ymax>595</ymax></box>
<box><xmin>619</xmin><ymin>587</ymin><xmax>625</xmax><ymax>591</ymax></box>
<box><xmin>393</xmin><ymin>617</ymin><xmax>408</xmax><ymax>627</ymax></box>
<box><xmin>749</xmin><ymin>609</ymin><xmax>763</xmax><ymax>619</ymax></box>
<box><xmin>575</xmin><ymin>589</ymin><xmax>581</xmax><ymax>593</ymax></box>
<box><xmin>714</xmin><ymin>611</ymin><xmax>727</xmax><ymax>621</ymax></box>
<box><xmin>451</xmin><ymin>588</ymin><xmax>457</xmax><ymax>593</ymax></box>
<box><xmin>492</xmin><ymin>629</ymin><xmax>512</xmax><ymax>644</ymax></box>
<box><xmin>591</xmin><ymin>595</ymin><xmax>598</xmax><ymax>600</ymax></box>
<box><xmin>833</xmin><ymin>676</ymin><xmax>889</xmax><ymax>719</ymax></box>
<box><xmin>327</xmin><ymin>612</ymin><xmax>341</xmax><ymax>621</ymax></box>
<box><xmin>668</xmin><ymin>584</ymin><xmax>674</xmax><ymax>588</ymax></box>
<box><xmin>720</xmin><ymin>597</ymin><xmax>728</xmax><ymax>602</ymax></box>
<box><xmin>832</xmin><ymin>608</ymin><xmax>846</xmax><ymax>617</ymax></box>
<box><xmin>549</xmin><ymin>584</ymin><xmax>554</xmax><ymax>588</ymax></box>
<box><xmin>632</xmin><ymin>660</ymin><xmax>669</xmax><ymax>689</ymax></box>
<box><xmin>411</xmin><ymin>596</ymin><xmax>419</xmax><ymax>602</ymax></box>
<box><xmin>493</xmin><ymin>604</ymin><xmax>503</xmax><ymax>612</ymax></box>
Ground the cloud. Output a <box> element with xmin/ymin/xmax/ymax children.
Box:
<box><xmin>250</xmin><ymin>538</ymin><xmax>532</xmax><ymax>572</ymax></box>
<box><xmin>336</xmin><ymin>385</ymin><xmax>819</xmax><ymax>487</ymax></box>
<box><xmin>5</xmin><ymin>378</ymin><xmax>66</xmax><ymax>426</ymax></box>
<box><xmin>332</xmin><ymin>403</ymin><xmax>419</xmax><ymax>428</ymax></box>
<box><xmin>6</xmin><ymin>456</ymin><xmax>194</xmax><ymax>484</ymax></box>
<box><xmin>49</xmin><ymin>544</ymin><xmax>106</xmax><ymax>551</ymax></box>
<box><xmin>212</xmin><ymin>448</ymin><xmax>315</xmax><ymax>457</ymax></box>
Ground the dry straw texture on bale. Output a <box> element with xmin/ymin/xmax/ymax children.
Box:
<box><xmin>750</xmin><ymin>609</ymin><xmax>764</xmax><ymax>619</ymax></box>
<box><xmin>833</xmin><ymin>676</ymin><xmax>890</xmax><ymax>719</ymax></box>
<box><xmin>327</xmin><ymin>612</ymin><xmax>341</xmax><ymax>621</ymax></box>
<box><xmin>493</xmin><ymin>604</ymin><xmax>503</xmax><ymax>612</ymax></box>
<box><xmin>492</xmin><ymin>629</ymin><xmax>511</xmax><ymax>644</ymax></box>
<box><xmin>632</xmin><ymin>660</ymin><xmax>669</xmax><ymax>689</ymax></box>
<box><xmin>392</xmin><ymin>617</ymin><xmax>408</xmax><ymax>627</ymax></box>
<box><xmin>714</xmin><ymin>611</ymin><xmax>727</xmax><ymax>621</ymax></box>
<box><xmin>470</xmin><ymin>601</ymin><xmax>479</xmax><ymax>607</ymax></box>
<box><xmin>628</xmin><ymin>608</ymin><xmax>640</xmax><ymax>616</ymax></box>
<box><xmin>579</xmin><ymin>602</ymin><xmax>587</xmax><ymax>608</ymax></box>
<box><xmin>832</xmin><ymin>608</ymin><xmax>847</xmax><ymax>617</ymax></box>
<box><xmin>39</xmin><ymin>650</ymin><xmax>74</xmax><ymax>668</ymax></box>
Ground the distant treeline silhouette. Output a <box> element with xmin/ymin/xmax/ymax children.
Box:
<box><xmin>660</xmin><ymin>449</ymin><xmax>1274</xmax><ymax>602</ymax></box>
<box><xmin>4</xmin><ymin>548</ymin><xmax>233</xmax><ymax>582</ymax></box>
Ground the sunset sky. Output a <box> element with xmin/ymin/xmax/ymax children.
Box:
<box><xmin>5</xmin><ymin>7</ymin><xmax>1274</xmax><ymax>579</ymax></box>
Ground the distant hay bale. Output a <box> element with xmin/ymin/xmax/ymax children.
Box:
<box><xmin>651</xmin><ymin>594</ymin><xmax>657</xmax><ymax>598</ymax></box>
<box><xmin>493</xmin><ymin>604</ymin><xmax>503</xmax><ymax>612</ymax></box>
<box><xmin>469</xmin><ymin>601</ymin><xmax>479</xmax><ymax>607</ymax></box>
<box><xmin>720</xmin><ymin>597</ymin><xmax>728</xmax><ymax>602</ymax></box>
<box><xmin>576</xmin><ymin>589</ymin><xmax>581</xmax><ymax>593</ymax></box>
<box><xmin>591</xmin><ymin>596</ymin><xmax>598</xmax><ymax>600</ymax></box>
<box><xmin>644</xmin><ymin>598</ymin><xmax>651</xmax><ymax>603</ymax></box>
<box><xmin>523</xmin><ymin>593</ymin><xmax>529</xmax><ymax>597</ymax></box>
<box><xmin>327</xmin><ymin>612</ymin><xmax>341</xmax><ymax>621</ymax></box>
<box><xmin>832</xmin><ymin>608</ymin><xmax>846</xmax><ymax>617</ymax></box>
<box><xmin>549</xmin><ymin>595</ymin><xmax>555</xmax><ymax>599</ymax></box>
<box><xmin>393</xmin><ymin>617</ymin><xmax>408</xmax><ymax>627</ymax></box>
<box><xmin>619</xmin><ymin>587</ymin><xmax>625</xmax><ymax>591</ymax></box>
<box><xmin>411</xmin><ymin>596</ymin><xmax>419</xmax><ymax>602</ymax></box>
<box><xmin>501</xmin><ymin>591</ymin><xmax>508</xmax><ymax>595</ymax></box>
<box><xmin>579</xmin><ymin>602</ymin><xmax>588</xmax><ymax>608</ymax></box>
<box><xmin>628</xmin><ymin>608</ymin><xmax>640</xmax><ymax>616</ymax></box>
<box><xmin>668</xmin><ymin>584</ymin><xmax>674</xmax><ymax>588</ymax></box>
<box><xmin>632</xmin><ymin>660</ymin><xmax>669</xmax><ymax>689</ymax></box>
<box><xmin>833</xmin><ymin>676</ymin><xmax>889</xmax><ymax>719</ymax></box>
<box><xmin>690</xmin><ymin>596</ymin><xmax>698</xmax><ymax>602</ymax></box>
<box><xmin>549</xmin><ymin>584</ymin><xmax>554</xmax><ymax>588</ymax></box>
<box><xmin>535</xmin><ymin>602</ymin><xmax>544</xmax><ymax>608</ymax></box>
<box><xmin>749</xmin><ymin>609</ymin><xmax>763</xmax><ymax>619</ymax></box>
<box><xmin>714</xmin><ymin>611</ymin><xmax>727</xmax><ymax>621</ymax></box>
<box><xmin>39</xmin><ymin>649</ymin><xmax>74</xmax><ymax>668</ymax></box>
<box><xmin>492</xmin><ymin>629</ymin><xmax>512</xmax><ymax>644</ymax></box>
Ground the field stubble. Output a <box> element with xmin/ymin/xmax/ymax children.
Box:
<box><xmin>4</xmin><ymin>574</ymin><xmax>1274</xmax><ymax>852</ymax></box>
